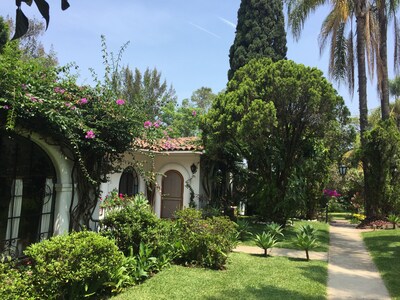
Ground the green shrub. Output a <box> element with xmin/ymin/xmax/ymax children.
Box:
<box><xmin>254</xmin><ymin>232</ymin><xmax>277</xmax><ymax>257</ymax></box>
<box><xmin>99</xmin><ymin>201</ymin><xmax>160</xmax><ymax>255</ymax></box>
<box><xmin>174</xmin><ymin>208</ymin><xmax>238</xmax><ymax>269</ymax></box>
<box><xmin>387</xmin><ymin>214</ymin><xmax>400</xmax><ymax>229</ymax></box>
<box><xmin>295</xmin><ymin>225</ymin><xmax>318</xmax><ymax>261</ymax></box>
<box><xmin>265</xmin><ymin>222</ymin><xmax>284</xmax><ymax>239</ymax></box>
<box><xmin>0</xmin><ymin>257</ymin><xmax>34</xmax><ymax>300</ymax></box>
<box><xmin>237</xmin><ymin>219</ymin><xmax>251</xmax><ymax>240</ymax></box>
<box><xmin>24</xmin><ymin>231</ymin><xmax>124</xmax><ymax>299</ymax></box>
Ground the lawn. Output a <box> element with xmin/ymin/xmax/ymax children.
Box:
<box><xmin>329</xmin><ymin>212</ymin><xmax>352</xmax><ymax>221</ymax></box>
<box><xmin>240</xmin><ymin>220</ymin><xmax>329</xmax><ymax>252</ymax></box>
<box><xmin>362</xmin><ymin>229</ymin><xmax>400</xmax><ymax>300</ymax></box>
<box><xmin>113</xmin><ymin>252</ymin><xmax>327</xmax><ymax>300</ymax></box>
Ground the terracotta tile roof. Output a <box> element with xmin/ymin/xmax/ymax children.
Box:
<box><xmin>133</xmin><ymin>137</ymin><xmax>203</xmax><ymax>152</ymax></box>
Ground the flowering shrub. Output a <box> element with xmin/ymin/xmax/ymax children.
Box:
<box><xmin>100</xmin><ymin>189</ymin><xmax>128</xmax><ymax>208</ymax></box>
<box><xmin>0</xmin><ymin>41</ymin><xmax>144</xmax><ymax>229</ymax></box>
<box><xmin>352</xmin><ymin>213</ymin><xmax>366</xmax><ymax>221</ymax></box>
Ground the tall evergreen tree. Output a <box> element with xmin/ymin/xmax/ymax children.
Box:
<box><xmin>228</xmin><ymin>0</ymin><xmax>287</xmax><ymax>80</ymax></box>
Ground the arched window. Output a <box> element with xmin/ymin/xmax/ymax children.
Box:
<box><xmin>118</xmin><ymin>167</ymin><xmax>139</xmax><ymax>197</ymax></box>
<box><xmin>0</xmin><ymin>133</ymin><xmax>56</xmax><ymax>258</ymax></box>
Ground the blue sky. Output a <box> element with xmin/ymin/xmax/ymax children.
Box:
<box><xmin>0</xmin><ymin>0</ymin><xmax>397</xmax><ymax>116</ymax></box>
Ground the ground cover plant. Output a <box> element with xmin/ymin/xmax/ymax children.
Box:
<box><xmin>239</xmin><ymin>219</ymin><xmax>329</xmax><ymax>252</ymax></box>
<box><xmin>362</xmin><ymin>229</ymin><xmax>400</xmax><ymax>299</ymax></box>
<box><xmin>113</xmin><ymin>252</ymin><xmax>327</xmax><ymax>300</ymax></box>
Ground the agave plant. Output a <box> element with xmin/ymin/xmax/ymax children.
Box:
<box><xmin>298</xmin><ymin>224</ymin><xmax>317</xmax><ymax>238</ymax></box>
<box><xmin>296</xmin><ymin>225</ymin><xmax>318</xmax><ymax>261</ymax></box>
<box><xmin>387</xmin><ymin>214</ymin><xmax>400</xmax><ymax>229</ymax></box>
<box><xmin>236</xmin><ymin>219</ymin><xmax>251</xmax><ymax>241</ymax></box>
<box><xmin>265</xmin><ymin>222</ymin><xmax>284</xmax><ymax>240</ymax></box>
<box><xmin>254</xmin><ymin>232</ymin><xmax>277</xmax><ymax>257</ymax></box>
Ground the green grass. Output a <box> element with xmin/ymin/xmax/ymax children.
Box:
<box><xmin>329</xmin><ymin>212</ymin><xmax>352</xmax><ymax>221</ymax></box>
<box><xmin>113</xmin><ymin>252</ymin><xmax>327</xmax><ymax>300</ymax></box>
<box><xmin>362</xmin><ymin>229</ymin><xmax>400</xmax><ymax>300</ymax></box>
<box><xmin>240</xmin><ymin>220</ymin><xmax>329</xmax><ymax>252</ymax></box>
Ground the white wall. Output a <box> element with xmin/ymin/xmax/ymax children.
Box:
<box><xmin>103</xmin><ymin>150</ymin><xmax>202</xmax><ymax>218</ymax></box>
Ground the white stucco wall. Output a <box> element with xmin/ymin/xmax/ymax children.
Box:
<box><xmin>102</xmin><ymin>150</ymin><xmax>202</xmax><ymax>218</ymax></box>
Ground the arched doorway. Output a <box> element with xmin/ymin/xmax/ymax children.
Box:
<box><xmin>0</xmin><ymin>133</ymin><xmax>56</xmax><ymax>258</ymax></box>
<box><xmin>161</xmin><ymin>170</ymin><xmax>183</xmax><ymax>218</ymax></box>
<box><xmin>118</xmin><ymin>167</ymin><xmax>139</xmax><ymax>197</ymax></box>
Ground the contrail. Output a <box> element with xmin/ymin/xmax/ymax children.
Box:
<box><xmin>189</xmin><ymin>22</ymin><xmax>221</xmax><ymax>39</ymax></box>
<box><xmin>218</xmin><ymin>17</ymin><xmax>236</xmax><ymax>28</ymax></box>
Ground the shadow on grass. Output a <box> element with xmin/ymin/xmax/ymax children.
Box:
<box><xmin>204</xmin><ymin>284</ymin><xmax>325</xmax><ymax>300</ymax></box>
<box><xmin>363</xmin><ymin>232</ymin><xmax>400</xmax><ymax>298</ymax></box>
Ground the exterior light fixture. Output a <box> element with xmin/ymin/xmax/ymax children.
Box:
<box><xmin>190</xmin><ymin>163</ymin><xmax>197</xmax><ymax>174</ymax></box>
<box><xmin>338</xmin><ymin>164</ymin><xmax>348</xmax><ymax>176</ymax></box>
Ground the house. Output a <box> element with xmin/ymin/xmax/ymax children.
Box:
<box><xmin>0</xmin><ymin>130</ymin><xmax>202</xmax><ymax>258</ymax></box>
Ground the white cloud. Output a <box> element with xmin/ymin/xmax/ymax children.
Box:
<box><xmin>189</xmin><ymin>22</ymin><xmax>221</xmax><ymax>39</ymax></box>
<box><xmin>218</xmin><ymin>16</ymin><xmax>236</xmax><ymax>29</ymax></box>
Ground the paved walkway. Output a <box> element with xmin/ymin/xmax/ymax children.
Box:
<box><xmin>234</xmin><ymin>220</ymin><xmax>391</xmax><ymax>299</ymax></box>
<box><xmin>233</xmin><ymin>245</ymin><xmax>327</xmax><ymax>261</ymax></box>
<box><xmin>327</xmin><ymin>220</ymin><xmax>390</xmax><ymax>300</ymax></box>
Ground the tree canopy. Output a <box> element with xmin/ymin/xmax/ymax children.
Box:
<box><xmin>228</xmin><ymin>0</ymin><xmax>287</xmax><ymax>80</ymax></box>
<box><xmin>203</xmin><ymin>58</ymin><xmax>350</xmax><ymax>221</ymax></box>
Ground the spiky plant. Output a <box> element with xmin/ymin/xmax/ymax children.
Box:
<box><xmin>265</xmin><ymin>222</ymin><xmax>284</xmax><ymax>240</ymax></box>
<box><xmin>296</xmin><ymin>225</ymin><xmax>318</xmax><ymax>261</ymax></box>
<box><xmin>387</xmin><ymin>214</ymin><xmax>400</xmax><ymax>229</ymax></box>
<box><xmin>254</xmin><ymin>232</ymin><xmax>277</xmax><ymax>257</ymax></box>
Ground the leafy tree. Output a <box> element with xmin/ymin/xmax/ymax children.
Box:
<box><xmin>161</xmin><ymin>99</ymin><xmax>200</xmax><ymax>137</ymax></box>
<box><xmin>286</xmin><ymin>0</ymin><xmax>376</xmax><ymax>218</ymax></box>
<box><xmin>0</xmin><ymin>17</ymin><xmax>8</xmax><ymax>53</ymax></box>
<box><xmin>389</xmin><ymin>76</ymin><xmax>400</xmax><ymax>99</ymax></box>
<box><xmin>190</xmin><ymin>87</ymin><xmax>216</xmax><ymax>112</ymax></box>
<box><xmin>228</xmin><ymin>0</ymin><xmax>287</xmax><ymax>80</ymax></box>
<box><xmin>203</xmin><ymin>58</ymin><xmax>349</xmax><ymax>222</ymax></box>
<box><xmin>118</xmin><ymin>66</ymin><xmax>177</xmax><ymax>121</ymax></box>
<box><xmin>12</xmin><ymin>0</ymin><xmax>70</xmax><ymax>40</ymax></box>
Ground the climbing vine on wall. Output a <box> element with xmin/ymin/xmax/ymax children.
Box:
<box><xmin>0</xmin><ymin>40</ymin><xmax>144</xmax><ymax>230</ymax></box>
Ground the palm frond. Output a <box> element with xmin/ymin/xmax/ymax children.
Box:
<box><xmin>286</xmin><ymin>0</ymin><xmax>328</xmax><ymax>41</ymax></box>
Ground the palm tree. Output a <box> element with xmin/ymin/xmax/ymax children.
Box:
<box><xmin>375</xmin><ymin>0</ymin><xmax>400</xmax><ymax>120</ymax></box>
<box><xmin>285</xmin><ymin>0</ymin><xmax>373</xmax><ymax>215</ymax></box>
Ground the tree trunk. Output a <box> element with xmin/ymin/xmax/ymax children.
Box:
<box><xmin>306</xmin><ymin>249</ymin><xmax>310</xmax><ymax>261</ymax></box>
<box><xmin>355</xmin><ymin>0</ymin><xmax>373</xmax><ymax>217</ymax></box>
<box><xmin>378</xmin><ymin>0</ymin><xmax>390</xmax><ymax>120</ymax></box>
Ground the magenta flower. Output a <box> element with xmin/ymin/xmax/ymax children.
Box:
<box><xmin>3</xmin><ymin>105</ymin><xmax>9</xmax><ymax>110</ymax></box>
<box><xmin>54</xmin><ymin>87</ymin><xmax>65</xmax><ymax>94</ymax></box>
<box><xmin>85</xmin><ymin>130</ymin><xmax>95</xmax><ymax>139</ymax></box>
<box><xmin>324</xmin><ymin>189</ymin><xmax>341</xmax><ymax>198</ymax></box>
<box><xmin>144</xmin><ymin>120</ymin><xmax>152</xmax><ymax>128</ymax></box>
<box><xmin>154</xmin><ymin>120</ymin><xmax>160</xmax><ymax>128</ymax></box>
<box><xmin>79</xmin><ymin>98</ymin><xmax>88</xmax><ymax>105</ymax></box>
<box><xmin>30</xmin><ymin>97</ymin><xmax>38</xmax><ymax>102</ymax></box>
<box><xmin>116</xmin><ymin>99</ymin><xmax>125</xmax><ymax>105</ymax></box>
<box><xmin>192</xmin><ymin>110</ymin><xmax>197</xmax><ymax>116</ymax></box>
<box><xmin>65</xmin><ymin>102</ymin><xmax>71</xmax><ymax>108</ymax></box>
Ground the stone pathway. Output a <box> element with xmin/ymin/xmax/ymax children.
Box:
<box><xmin>233</xmin><ymin>245</ymin><xmax>327</xmax><ymax>261</ymax></box>
<box><xmin>327</xmin><ymin>220</ymin><xmax>390</xmax><ymax>300</ymax></box>
<box><xmin>234</xmin><ymin>220</ymin><xmax>391</xmax><ymax>299</ymax></box>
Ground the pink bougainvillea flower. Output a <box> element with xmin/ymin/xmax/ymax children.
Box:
<box><xmin>54</xmin><ymin>87</ymin><xmax>65</xmax><ymax>94</ymax></box>
<box><xmin>153</xmin><ymin>120</ymin><xmax>160</xmax><ymax>128</ymax></box>
<box><xmin>3</xmin><ymin>105</ymin><xmax>9</xmax><ymax>110</ymax></box>
<box><xmin>116</xmin><ymin>99</ymin><xmax>125</xmax><ymax>105</ymax></box>
<box><xmin>30</xmin><ymin>97</ymin><xmax>38</xmax><ymax>102</ymax></box>
<box><xmin>164</xmin><ymin>141</ymin><xmax>172</xmax><ymax>150</ymax></box>
<box><xmin>70</xmin><ymin>106</ymin><xmax>77</xmax><ymax>110</ymax></box>
<box><xmin>85</xmin><ymin>130</ymin><xmax>95</xmax><ymax>139</ymax></box>
<box><xmin>144</xmin><ymin>120</ymin><xmax>152</xmax><ymax>128</ymax></box>
<box><xmin>324</xmin><ymin>189</ymin><xmax>341</xmax><ymax>198</ymax></box>
<box><xmin>192</xmin><ymin>110</ymin><xmax>197</xmax><ymax>116</ymax></box>
<box><xmin>79</xmin><ymin>98</ymin><xmax>88</xmax><ymax>105</ymax></box>
<box><xmin>65</xmin><ymin>102</ymin><xmax>71</xmax><ymax>107</ymax></box>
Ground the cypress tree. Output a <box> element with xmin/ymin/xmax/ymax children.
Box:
<box><xmin>228</xmin><ymin>0</ymin><xmax>287</xmax><ymax>80</ymax></box>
